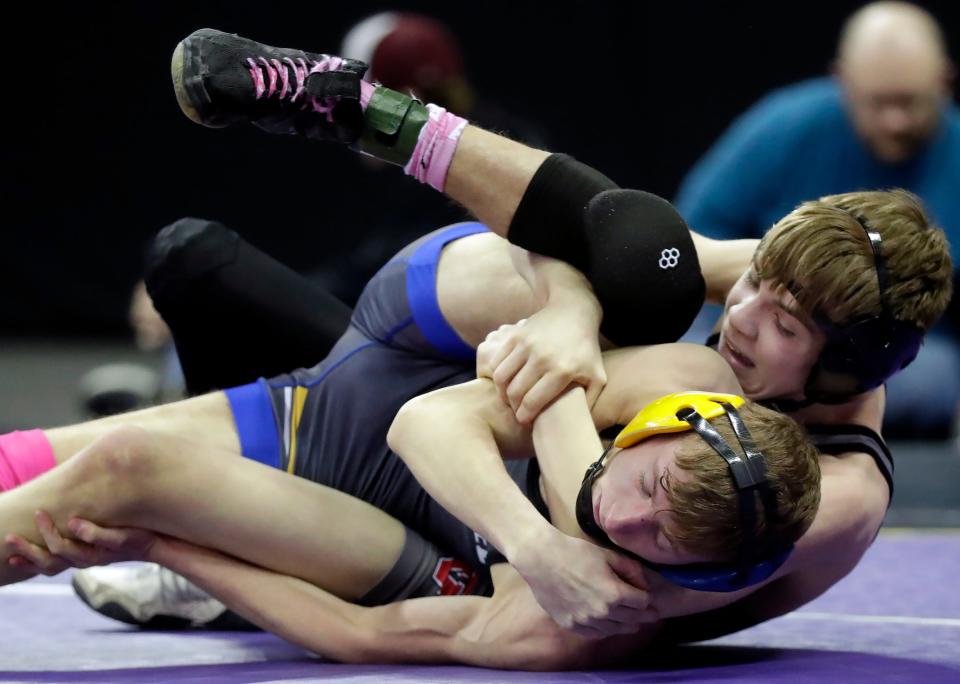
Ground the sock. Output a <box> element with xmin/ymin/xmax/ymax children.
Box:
<box><xmin>0</xmin><ymin>430</ymin><xmax>56</xmax><ymax>491</ymax></box>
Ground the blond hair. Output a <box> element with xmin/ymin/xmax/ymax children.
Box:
<box><xmin>755</xmin><ymin>189</ymin><xmax>952</xmax><ymax>330</ymax></box>
<box><xmin>664</xmin><ymin>402</ymin><xmax>820</xmax><ymax>559</ymax></box>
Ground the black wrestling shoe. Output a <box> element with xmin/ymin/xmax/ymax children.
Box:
<box><xmin>172</xmin><ymin>28</ymin><xmax>367</xmax><ymax>143</ymax></box>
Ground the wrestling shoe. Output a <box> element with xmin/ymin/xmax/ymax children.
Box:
<box><xmin>172</xmin><ymin>28</ymin><xmax>368</xmax><ymax>143</ymax></box>
<box><xmin>72</xmin><ymin>563</ymin><xmax>255</xmax><ymax>630</ymax></box>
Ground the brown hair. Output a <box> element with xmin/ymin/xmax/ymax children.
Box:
<box><xmin>755</xmin><ymin>189</ymin><xmax>952</xmax><ymax>330</ymax></box>
<box><xmin>663</xmin><ymin>402</ymin><xmax>820</xmax><ymax>560</ymax></box>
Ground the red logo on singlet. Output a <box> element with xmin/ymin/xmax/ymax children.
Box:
<box><xmin>432</xmin><ymin>558</ymin><xmax>479</xmax><ymax>596</ymax></box>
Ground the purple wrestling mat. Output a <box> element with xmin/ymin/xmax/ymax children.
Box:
<box><xmin>2</xmin><ymin>530</ymin><xmax>958</xmax><ymax>683</ymax></box>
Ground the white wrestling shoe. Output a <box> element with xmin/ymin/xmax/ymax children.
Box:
<box><xmin>72</xmin><ymin>563</ymin><xmax>238</xmax><ymax>629</ymax></box>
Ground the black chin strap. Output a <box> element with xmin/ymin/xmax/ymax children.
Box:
<box><xmin>575</xmin><ymin>446</ymin><xmax>616</xmax><ymax>548</ymax></box>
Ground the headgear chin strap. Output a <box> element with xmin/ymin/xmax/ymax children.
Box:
<box><xmin>772</xmin><ymin>215</ymin><xmax>924</xmax><ymax>411</ymax></box>
<box><xmin>575</xmin><ymin>392</ymin><xmax>793</xmax><ymax>592</ymax></box>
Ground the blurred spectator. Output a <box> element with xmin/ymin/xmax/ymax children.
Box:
<box><xmin>342</xmin><ymin>11</ymin><xmax>473</xmax><ymax>114</ymax></box>
<box><xmin>675</xmin><ymin>1</ymin><xmax>960</xmax><ymax>438</ymax></box>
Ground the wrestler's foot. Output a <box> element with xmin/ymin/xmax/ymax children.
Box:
<box><xmin>72</xmin><ymin>563</ymin><xmax>255</xmax><ymax>630</ymax></box>
<box><xmin>172</xmin><ymin>28</ymin><xmax>368</xmax><ymax>142</ymax></box>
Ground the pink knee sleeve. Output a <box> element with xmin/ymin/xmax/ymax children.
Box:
<box><xmin>0</xmin><ymin>430</ymin><xmax>56</xmax><ymax>491</ymax></box>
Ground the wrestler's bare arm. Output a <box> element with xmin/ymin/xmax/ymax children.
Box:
<box><xmin>151</xmin><ymin>536</ymin><xmax>601</xmax><ymax>670</ymax></box>
<box><xmin>390</xmin><ymin>344</ymin><xmax>743</xmax><ymax>560</ymax></box>
<box><xmin>689</xmin><ymin>233</ymin><xmax>760</xmax><ymax>304</ymax></box>
<box><xmin>388</xmin><ymin>378</ymin><xmax>550</xmax><ymax>563</ymax></box>
<box><xmin>390</xmin><ymin>345</ymin><xmax>740</xmax><ymax>634</ymax></box>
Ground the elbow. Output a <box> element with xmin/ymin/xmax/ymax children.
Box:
<box><xmin>386</xmin><ymin>398</ymin><xmax>416</xmax><ymax>454</ymax></box>
<box><xmin>495</xmin><ymin>641</ymin><xmax>588</xmax><ymax>671</ymax></box>
<box><xmin>387</xmin><ymin>395</ymin><xmax>434</xmax><ymax>456</ymax></box>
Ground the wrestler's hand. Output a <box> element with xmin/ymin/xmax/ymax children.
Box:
<box><xmin>5</xmin><ymin>511</ymin><xmax>159</xmax><ymax>574</ymax></box>
<box><xmin>477</xmin><ymin>307</ymin><xmax>606</xmax><ymax>425</ymax></box>
<box><xmin>510</xmin><ymin>526</ymin><xmax>657</xmax><ymax>638</ymax></box>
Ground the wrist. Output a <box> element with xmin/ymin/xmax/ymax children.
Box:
<box><xmin>499</xmin><ymin>514</ymin><xmax>558</xmax><ymax>568</ymax></box>
<box><xmin>544</xmin><ymin>294</ymin><xmax>603</xmax><ymax>335</ymax></box>
<box><xmin>144</xmin><ymin>536</ymin><xmax>185</xmax><ymax>566</ymax></box>
<box><xmin>544</xmin><ymin>272</ymin><xmax>602</xmax><ymax>324</ymax></box>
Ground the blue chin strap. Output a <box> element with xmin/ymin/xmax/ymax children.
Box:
<box><xmin>575</xmin><ymin>392</ymin><xmax>793</xmax><ymax>592</ymax></box>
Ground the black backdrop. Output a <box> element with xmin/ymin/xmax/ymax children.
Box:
<box><xmin>3</xmin><ymin>1</ymin><xmax>958</xmax><ymax>335</ymax></box>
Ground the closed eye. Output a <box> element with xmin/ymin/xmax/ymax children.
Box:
<box><xmin>775</xmin><ymin>316</ymin><xmax>797</xmax><ymax>338</ymax></box>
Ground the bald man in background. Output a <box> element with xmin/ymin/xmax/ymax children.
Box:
<box><xmin>675</xmin><ymin>1</ymin><xmax>960</xmax><ymax>438</ymax></box>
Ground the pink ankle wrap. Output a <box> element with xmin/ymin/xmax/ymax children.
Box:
<box><xmin>403</xmin><ymin>103</ymin><xmax>468</xmax><ymax>192</ymax></box>
<box><xmin>0</xmin><ymin>430</ymin><xmax>56</xmax><ymax>491</ymax></box>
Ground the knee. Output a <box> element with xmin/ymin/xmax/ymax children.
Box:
<box><xmin>73</xmin><ymin>425</ymin><xmax>161</xmax><ymax>486</ymax></box>
<box><xmin>583</xmin><ymin>189</ymin><xmax>705</xmax><ymax>345</ymax></box>
<box><xmin>144</xmin><ymin>217</ymin><xmax>239</xmax><ymax>305</ymax></box>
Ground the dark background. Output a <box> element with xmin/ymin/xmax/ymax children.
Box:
<box><xmin>4</xmin><ymin>0</ymin><xmax>958</xmax><ymax>336</ymax></box>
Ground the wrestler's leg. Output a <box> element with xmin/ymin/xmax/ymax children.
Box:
<box><xmin>171</xmin><ymin>30</ymin><xmax>702</xmax><ymax>348</ymax></box>
<box><xmin>145</xmin><ymin>218</ymin><xmax>353</xmax><ymax>395</ymax></box>
<box><xmin>43</xmin><ymin>392</ymin><xmax>238</xmax><ymax>466</ymax></box>
<box><xmin>1</xmin><ymin>426</ymin><xmax>403</xmax><ymax>597</ymax></box>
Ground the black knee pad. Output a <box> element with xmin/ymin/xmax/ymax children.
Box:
<box><xmin>507</xmin><ymin>153</ymin><xmax>619</xmax><ymax>271</ymax></box>
<box><xmin>144</xmin><ymin>217</ymin><xmax>240</xmax><ymax>305</ymax></box>
<box><xmin>583</xmin><ymin>189</ymin><xmax>705</xmax><ymax>346</ymax></box>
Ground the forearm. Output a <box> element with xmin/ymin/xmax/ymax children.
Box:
<box><xmin>149</xmin><ymin>538</ymin><xmax>374</xmax><ymax>661</ymax></box>
<box><xmin>388</xmin><ymin>385</ymin><xmax>553</xmax><ymax>563</ymax></box>
<box><xmin>150</xmin><ymin>538</ymin><xmax>483</xmax><ymax>664</ymax></box>
<box><xmin>445</xmin><ymin>126</ymin><xmax>550</xmax><ymax>236</ymax></box>
<box><xmin>530</xmin><ymin>387</ymin><xmax>604</xmax><ymax>535</ymax></box>
<box><xmin>690</xmin><ymin>232</ymin><xmax>758</xmax><ymax>303</ymax></box>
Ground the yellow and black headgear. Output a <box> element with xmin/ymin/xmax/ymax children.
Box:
<box><xmin>575</xmin><ymin>392</ymin><xmax>791</xmax><ymax>592</ymax></box>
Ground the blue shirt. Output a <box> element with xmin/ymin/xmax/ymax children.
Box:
<box><xmin>675</xmin><ymin>77</ymin><xmax>960</xmax><ymax>267</ymax></box>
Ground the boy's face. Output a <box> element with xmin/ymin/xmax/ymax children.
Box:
<box><xmin>591</xmin><ymin>436</ymin><xmax>712</xmax><ymax>565</ymax></box>
<box><xmin>718</xmin><ymin>269</ymin><xmax>826</xmax><ymax>402</ymax></box>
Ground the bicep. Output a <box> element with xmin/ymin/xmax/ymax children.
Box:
<box><xmin>391</xmin><ymin>379</ymin><xmax>534</xmax><ymax>459</ymax></box>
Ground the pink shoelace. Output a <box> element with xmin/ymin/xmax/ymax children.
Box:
<box><xmin>246</xmin><ymin>55</ymin><xmax>345</xmax><ymax>120</ymax></box>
